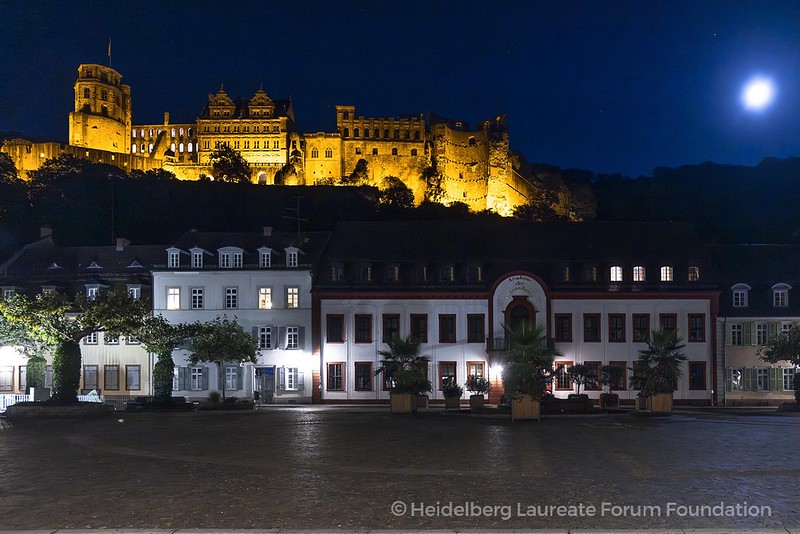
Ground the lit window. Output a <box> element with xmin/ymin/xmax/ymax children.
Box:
<box><xmin>286</xmin><ymin>327</ymin><xmax>299</xmax><ymax>349</ymax></box>
<box><xmin>258</xmin><ymin>287</ymin><xmax>272</xmax><ymax>310</ymax></box>
<box><xmin>86</xmin><ymin>286</ymin><xmax>99</xmax><ymax>299</ymax></box>
<box><xmin>284</xmin><ymin>367</ymin><xmax>299</xmax><ymax>390</ymax></box>
<box><xmin>127</xmin><ymin>286</ymin><xmax>141</xmax><ymax>300</ymax></box>
<box><xmin>660</xmin><ymin>266</ymin><xmax>674</xmax><ymax>282</ymax></box>
<box><xmin>166</xmin><ymin>287</ymin><xmax>180</xmax><ymax>310</ymax></box>
<box><xmin>633</xmin><ymin>266</ymin><xmax>645</xmax><ymax>282</ymax></box>
<box><xmin>688</xmin><ymin>266</ymin><xmax>700</xmax><ymax>281</ymax></box>
<box><xmin>286</xmin><ymin>286</ymin><xmax>299</xmax><ymax>308</ymax></box>
<box><xmin>610</xmin><ymin>265</ymin><xmax>622</xmax><ymax>282</ymax></box>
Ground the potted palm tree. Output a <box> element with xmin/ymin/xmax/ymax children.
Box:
<box><xmin>442</xmin><ymin>379</ymin><xmax>463</xmax><ymax>410</ymax></box>
<box><xmin>375</xmin><ymin>334</ymin><xmax>432</xmax><ymax>414</ymax></box>
<box><xmin>599</xmin><ymin>364</ymin><xmax>624</xmax><ymax>409</ymax></box>
<box><xmin>629</xmin><ymin>329</ymin><xmax>686</xmax><ymax>413</ymax></box>
<box><xmin>465</xmin><ymin>375</ymin><xmax>491</xmax><ymax>411</ymax></box>
<box><xmin>501</xmin><ymin>321</ymin><xmax>562</xmax><ymax>421</ymax></box>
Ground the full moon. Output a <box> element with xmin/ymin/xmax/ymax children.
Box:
<box><xmin>742</xmin><ymin>77</ymin><xmax>775</xmax><ymax>111</ymax></box>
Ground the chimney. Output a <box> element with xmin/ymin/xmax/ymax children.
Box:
<box><xmin>163</xmin><ymin>112</ymin><xmax>170</xmax><ymax>125</ymax></box>
<box><xmin>40</xmin><ymin>226</ymin><xmax>52</xmax><ymax>239</ymax></box>
<box><xmin>116</xmin><ymin>237</ymin><xmax>130</xmax><ymax>251</ymax></box>
<box><xmin>263</xmin><ymin>226</ymin><xmax>273</xmax><ymax>237</ymax></box>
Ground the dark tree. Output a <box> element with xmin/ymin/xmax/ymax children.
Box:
<box><xmin>0</xmin><ymin>152</ymin><xmax>18</xmax><ymax>183</ymax></box>
<box><xmin>209</xmin><ymin>144</ymin><xmax>252</xmax><ymax>184</ymax></box>
<box><xmin>379</xmin><ymin>176</ymin><xmax>415</xmax><ymax>210</ymax></box>
<box><xmin>342</xmin><ymin>159</ymin><xmax>369</xmax><ymax>185</ymax></box>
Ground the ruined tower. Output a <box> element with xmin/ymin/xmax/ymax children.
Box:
<box><xmin>68</xmin><ymin>64</ymin><xmax>131</xmax><ymax>154</ymax></box>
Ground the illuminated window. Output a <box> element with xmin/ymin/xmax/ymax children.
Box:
<box><xmin>132</xmin><ymin>145</ymin><xmax>137</xmax><ymax>153</ymax></box>
<box><xmin>688</xmin><ymin>266</ymin><xmax>700</xmax><ymax>281</ymax></box>
<box><xmin>283</xmin><ymin>367</ymin><xmax>299</xmax><ymax>389</ymax></box>
<box><xmin>660</xmin><ymin>266</ymin><xmax>674</xmax><ymax>282</ymax></box>
<box><xmin>86</xmin><ymin>286</ymin><xmax>99</xmax><ymax>299</ymax></box>
<box><xmin>258</xmin><ymin>287</ymin><xmax>272</xmax><ymax>310</ymax></box>
<box><xmin>610</xmin><ymin>265</ymin><xmax>622</xmax><ymax>282</ymax></box>
<box><xmin>127</xmin><ymin>286</ymin><xmax>141</xmax><ymax>300</ymax></box>
<box><xmin>132</xmin><ymin>129</ymin><xmax>137</xmax><ymax>138</ymax></box>
<box><xmin>633</xmin><ymin>266</ymin><xmax>645</xmax><ymax>282</ymax></box>
<box><xmin>166</xmin><ymin>287</ymin><xmax>180</xmax><ymax>310</ymax></box>
<box><xmin>148</xmin><ymin>143</ymin><xmax>153</xmax><ymax>152</ymax></box>
<box><xmin>179</xmin><ymin>143</ymin><xmax>184</xmax><ymax>153</ymax></box>
<box><xmin>286</xmin><ymin>286</ymin><xmax>299</xmax><ymax>309</ymax></box>
<box><xmin>171</xmin><ymin>128</ymin><xmax>176</xmax><ymax>138</ymax></box>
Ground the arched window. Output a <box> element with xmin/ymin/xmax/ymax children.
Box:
<box><xmin>311</xmin><ymin>148</ymin><xmax>319</xmax><ymax>158</ymax></box>
<box><xmin>354</xmin><ymin>128</ymin><xmax>359</xmax><ymax>137</ymax></box>
<box><xmin>148</xmin><ymin>143</ymin><xmax>153</xmax><ymax>152</ymax></box>
<box><xmin>383</xmin><ymin>129</ymin><xmax>389</xmax><ymax>138</ymax></box>
<box><xmin>132</xmin><ymin>145</ymin><xmax>137</xmax><ymax>153</ymax></box>
<box><xmin>141</xmin><ymin>144</ymin><xmax>146</xmax><ymax>153</ymax></box>
<box><xmin>391</xmin><ymin>148</ymin><xmax>398</xmax><ymax>156</ymax></box>
<box><xmin>188</xmin><ymin>142</ymin><xmax>193</xmax><ymax>152</ymax></box>
<box><xmin>394</xmin><ymin>129</ymin><xmax>400</xmax><ymax>139</ymax></box>
<box><xmin>610</xmin><ymin>265</ymin><xmax>623</xmax><ymax>282</ymax></box>
<box><xmin>343</xmin><ymin>127</ymin><xmax>349</xmax><ymax>138</ymax></box>
<box><xmin>149</xmin><ymin>129</ymin><xmax>153</xmax><ymax>137</ymax></box>
<box><xmin>633</xmin><ymin>265</ymin><xmax>646</xmax><ymax>282</ymax></box>
<box><xmin>343</xmin><ymin>110</ymin><xmax>349</xmax><ymax>119</ymax></box>
<box><xmin>660</xmin><ymin>266</ymin><xmax>674</xmax><ymax>282</ymax></box>
<box><xmin>404</xmin><ymin>130</ymin><xmax>410</xmax><ymax>140</ymax></box>
<box><xmin>374</xmin><ymin>128</ymin><xmax>379</xmax><ymax>138</ymax></box>
<box><xmin>469</xmin><ymin>137</ymin><xmax>476</xmax><ymax>146</ymax></box>
<box><xmin>179</xmin><ymin>143</ymin><xmax>184</xmax><ymax>153</ymax></box>
<box><xmin>171</xmin><ymin>128</ymin><xmax>176</xmax><ymax>138</ymax></box>
<box><xmin>410</xmin><ymin>149</ymin><xmax>417</xmax><ymax>156</ymax></box>
<box><xmin>132</xmin><ymin>130</ymin><xmax>137</xmax><ymax>138</ymax></box>
<box><xmin>364</xmin><ymin>129</ymin><xmax>370</xmax><ymax>138</ymax></box>
<box><xmin>83</xmin><ymin>88</ymin><xmax>90</xmax><ymax>98</ymax></box>
<box><xmin>325</xmin><ymin>147</ymin><xmax>333</xmax><ymax>158</ymax></box>
<box><xmin>372</xmin><ymin>148</ymin><xmax>378</xmax><ymax>155</ymax></box>
<box><xmin>414</xmin><ymin>130</ymin><xmax>420</xmax><ymax>140</ymax></box>
<box><xmin>170</xmin><ymin>143</ymin><xmax>176</xmax><ymax>152</ymax></box>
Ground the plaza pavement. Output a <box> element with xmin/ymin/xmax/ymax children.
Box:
<box><xmin>0</xmin><ymin>405</ymin><xmax>798</xmax><ymax>533</ymax></box>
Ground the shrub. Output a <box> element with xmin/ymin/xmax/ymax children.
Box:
<box><xmin>442</xmin><ymin>379</ymin><xmax>464</xmax><ymax>398</ymax></box>
<box><xmin>207</xmin><ymin>390</ymin><xmax>222</xmax><ymax>404</ymax></box>
<box><xmin>465</xmin><ymin>375</ymin><xmax>491</xmax><ymax>395</ymax></box>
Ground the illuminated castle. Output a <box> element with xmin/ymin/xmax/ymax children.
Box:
<box><xmin>3</xmin><ymin>64</ymin><xmax>533</xmax><ymax>215</ymax></box>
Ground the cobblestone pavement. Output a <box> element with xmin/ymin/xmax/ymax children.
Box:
<box><xmin>0</xmin><ymin>406</ymin><xmax>798</xmax><ymax>532</ymax></box>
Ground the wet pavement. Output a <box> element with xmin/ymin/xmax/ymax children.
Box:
<box><xmin>0</xmin><ymin>406</ymin><xmax>798</xmax><ymax>532</ymax></box>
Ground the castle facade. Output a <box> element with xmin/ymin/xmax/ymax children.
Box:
<box><xmin>3</xmin><ymin>64</ymin><xmax>533</xmax><ymax>215</ymax></box>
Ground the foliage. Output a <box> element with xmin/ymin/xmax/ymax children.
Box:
<box><xmin>129</xmin><ymin>168</ymin><xmax>177</xmax><ymax>181</ymax></box>
<box><xmin>465</xmin><ymin>375</ymin><xmax>491</xmax><ymax>395</ymax></box>
<box><xmin>442</xmin><ymin>379</ymin><xmax>464</xmax><ymax>398</ymax></box>
<box><xmin>375</xmin><ymin>335</ymin><xmax>432</xmax><ymax>395</ymax></box>
<box><xmin>757</xmin><ymin>324</ymin><xmax>800</xmax><ymax>367</ymax></box>
<box><xmin>186</xmin><ymin>316</ymin><xmax>259</xmax><ymax>398</ymax></box>
<box><xmin>137</xmin><ymin>315</ymin><xmax>191</xmax><ymax>400</ymax></box>
<box><xmin>209</xmin><ymin>143</ymin><xmax>252</xmax><ymax>184</ymax></box>
<box><xmin>342</xmin><ymin>158</ymin><xmax>369</xmax><ymax>185</ymax></box>
<box><xmin>379</xmin><ymin>176</ymin><xmax>415</xmax><ymax>209</ymax></box>
<box><xmin>207</xmin><ymin>390</ymin><xmax>222</xmax><ymax>404</ymax></box>
<box><xmin>501</xmin><ymin>321</ymin><xmax>562</xmax><ymax>399</ymax></box>
<box><xmin>421</xmin><ymin>166</ymin><xmax>444</xmax><ymax>203</ymax></box>
<box><xmin>599</xmin><ymin>392</ymin><xmax>619</xmax><ymax>409</ymax></box>
<box><xmin>0</xmin><ymin>312</ymin><xmax>54</xmax><ymax>359</ymax></box>
<box><xmin>599</xmin><ymin>364</ymin><xmax>624</xmax><ymax>394</ymax></box>
<box><xmin>629</xmin><ymin>329</ymin><xmax>687</xmax><ymax>396</ymax></box>
<box><xmin>0</xmin><ymin>152</ymin><xmax>19</xmax><ymax>183</ymax></box>
<box><xmin>568</xmin><ymin>364</ymin><xmax>595</xmax><ymax>395</ymax></box>
<box><xmin>52</xmin><ymin>340</ymin><xmax>81</xmax><ymax>402</ymax></box>
<box><xmin>795</xmin><ymin>371</ymin><xmax>800</xmax><ymax>403</ymax></box>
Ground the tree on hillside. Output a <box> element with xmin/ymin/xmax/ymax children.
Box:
<box><xmin>209</xmin><ymin>143</ymin><xmax>252</xmax><ymax>184</ymax></box>
<box><xmin>0</xmin><ymin>152</ymin><xmax>19</xmax><ymax>183</ymax></box>
<box><xmin>0</xmin><ymin>291</ymin><xmax>149</xmax><ymax>402</ymax></box>
<box><xmin>379</xmin><ymin>176</ymin><xmax>415</xmax><ymax>210</ymax></box>
<box><xmin>129</xmin><ymin>168</ymin><xmax>177</xmax><ymax>181</ymax></box>
<box><xmin>421</xmin><ymin>166</ymin><xmax>444</xmax><ymax>203</ymax></box>
<box><xmin>185</xmin><ymin>316</ymin><xmax>259</xmax><ymax>399</ymax></box>
<box><xmin>341</xmin><ymin>159</ymin><xmax>369</xmax><ymax>185</ymax></box>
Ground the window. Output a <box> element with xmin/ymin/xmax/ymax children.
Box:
<box><xmin>286</xmin><ymin>326</ymin><xmax>299</xmax><ymax>349</ymax></box>
<box><xmin>660</xmin><ymin>266</ymin><xmax>674</xmax><ymax>282</ymax></box>
<box><xmin>127</xmin><ymin>333</ymin><xmax>140</xmax><ymax>345</ymax></box>
<box><xmin>225</xmin><ymin>366</ymin><xmax>238</xmax><ymax>390</ymax></box>
<box><xmin>257</xmin><ymin>287</ymin><xmax>272</xmax><ymax>310</ymax></box>
<box><xmin>467</xmin><ymin>361</ymin><xmax>484</xmax><ymax>379</ymax></box>
<box><xmin>330</xmin><ymin>264</ymin><xmax>344</xmax><ymax>282</ymax></box>
<box><xmin>411</xmin><ymin>148</ymin><xmax>417</xmax><ymax>156</ymax></box>
<box><xmin>126</xmin><ymin>365</ymin><xmax>141</xmax><ymax>391</ymax></box>
<box><xmin>168</xmin><ymin>251</ymin><xmax>180</xmax><ymax>268</ymax></box>
<box><xmin>287</xmin><ymin>250</ymin><xmax>299</xmax><ymax>267</ymax></box>
<box><xmin>260</xmin><ymin>251</ymin><xmax>271</xmax><ymax>268</ymax></box>
<box><xmin>282</xmin><ymin>367</ymin><xmax>299</xmax><ymax>391</ymax></box>
<box><xmin>608</xmin><ymin>361</ymin><xmax>627</xmax><ymax>390</ymax></box>
<box><xmin>688</xmin><ymin>266</ymin><xmax>700</xmax><ymax>281</ymax></box>
<box><xmin>467</xmin><ymin>265</ymin><xmax>482</xmax><ymax>282</ymax></box>
<box><xmin>555</xmin><ymin>314</ymin><xmax>572</xmax><ymax>342</ymax></box>
<box><xmin>233</xmin><ymin>252</ymin><xmax>243</xmax><ymax>268</ymax></box>
<box><xmin>467</xmin><ymin>314</ymin><xmax>485</xmax><ymax>344</ymax></box>
<box><xmin>0</xmin><ymin>367</ymin><xmax>11</xmax><ymax>391</ymax></box>
<box><xmin>167</xmin><ymin>287</ymin><xmax>180</xmax><ymax>310</ymax></box>
<box><xmin>326</xmin><ymin>315</ymin><xmax>344</xmax><ymax>343</ymax></box>
<box><xmin>225</xmin><ymin>287</ymin><xmax>238</xmax><ymax>309</ymax></box>
<box><xmin>610</xmin><ymin>265</ymin><xmax>623</xmax><ymax>282</ymax></box>
<box><xmin>633</xmin><ymin>314</ymin><xmax>650</xmax><ymax>342</ymax></box>
<box><xmin>584</xmin><ymin>361</ymin><xmax>602</xmax><ymax>391</ymax></box>
<box><xmin>84</xmin><ymin>332</ymin><xmax>98</xmax><ymax>345</ymax></box>
<box><xmin>773</xmin><ymin>284</ymin><xmax>790</xmax><ymax>307</ymax></box>
<box><xmin>372</xmin><ymin>148</ymin><xmax>378</xmax><ymax>155</ymax></box>
<box><xmin>633</xmin><ymin>266</ymin><xmax>646</xmax><ymax>282</ymax></box>
<box><xmin>729</xmin><ymin>323</ymin><xmax>744</xmax><ymax>346</ymax></box>
<box><xmin>2</xmin><ymin>288</ymin><xmax>15</xmax><ymax>300</ymax></box>
<box><xmin>355</xmin><ymin>362</ymin><xmax>372</xmax><ymax>391</ymax></box>
<box><xmin>583</xmin><ymin>314</ymin><xmax>601</xmax><ymax>342</ymax></box>
<box><xmin>327</xmin><ymin>363</ymin><xmax>344</xmax><ymax>391</ymax></box>
<box><xmin>191</xmin><ymin>367</ymin><xmax>204</xmax><ymax>390</ymax></box>
<box><xmin>220</xmin><ymin>252</ymin><xmax>231</xmax><ymax>268</ymax></box>
<box><xmin>439</xmin><ymin>361</ymin><xmax>456</xmax><ymax>390</ymax></box>
<box><xmin>83</xmin><ymin>87</ymin><xmax>90</xmax><ymax>99</ymax></box>
<box><xmin>359</xmin><ymin>265</ymin><xmax>373</xmax><ymax>282</ymax></box>
<box><xmin>783</xmin><ymin>368</ymin><xmax>796</xmax><ymax>390</ymax></box>
<box><xmin>18</xmin><ymin>366</ymin><xmax>26</xmax><ymax>392</ymax></box>
<box><xmin>605</xmin><ymin>314</ymin><xmax>625</xmax><ymax>342</ymax></box>
<box><xmin>729</xmin><ymin>368</ymin><xmax>743</xmax><ymax>390</ymax></box>
<box><xmin>410</xmin><ymin>314</ymin><xmax>428</xmax><ymax>343</ymax></box>
<box><xmin>440</xmin><ymin>266</ymin><xmax>454</xmax><ymax>282</ymax></box>
<box><xmin>325</xmin><ymin>147</ymin><xmax>333</xmax><ymax>158</ymax></box>
<box><xmin>756</xmin><ymin>323</ymin><xmax>769</xmax><ymax>346</ymax></box>
<box><xmin>659</xmin><ymin>314</ymin><xmax>677</xmax><ymax>335</ymax></box>
<box><xmin>386</xmin><ymin>266</ymin><xmax>399</xmax><ymax>282</ymax></box>
<box><xmin>258</xmin><ymin>326</ymin><xmax>272</xmax><ymax>349</ymax></box>
<box><xmin>191</xmin><ymin>287</ymin><xmax>204</xmax><ymax>309</ymax></box>
<box><xmin>83</xmin><ymin>365</ymin><xmax>98</xmax><ymax>390</ymax></box>
<box><xmin>756</xmin><ymin>368</ymin><xmax>769</xmax><ymax>390</ymax></box>
<box><xmin>104</xmin><ymin>333</ymin><xmax>119</xmax><ymax>345</ymax></box>
<box><xmin>688</xmin><ymin>362</ymin><xmax>706</xmax><ymax>390</ymax></box>
<box><xmin>355</xmin><ymin>314</ymin><xmax>372</xmax><ymax>343</ymax></box>
<box><xmin>688</xmin><ymin>314</ymin><xmax>705</xmax><ymax>342</ymax></box>
<box><xmin>382</xmin><ymin>314</ymin><xmax>400</xmax><ymax>343</ymax></box>
<box><xmin>555</xmin><ymin>362</ymin><xmax>573</xmax><ymax>390</ymax></box>
<box><xmin>86</xmin><ymin>286</ymin><xmax>99</xmax><ymax>299</ymax></box>
<box><xmin>732</xmin><ymin>284</ymin><xmax>750</xmax><ymax>308</ymax></box>
<box><xmin>439</xmin><ymin>314</ymin><xmax>456</xmax><ymax>343</ymax></box>
<box><xmin>286</xmin><ymin>286</ymin><xmax>299</xmax><ymax>308</ymax></box>
<box><xmin>391</xmin><ymin>147</ymin><xmax>398</xmax><ymax>156</ymax></box>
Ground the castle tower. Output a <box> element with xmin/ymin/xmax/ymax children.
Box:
<box><xmin>69</xmin><ymin>64</ymin><xmax>131</xmax><ymax>154</ymax></box>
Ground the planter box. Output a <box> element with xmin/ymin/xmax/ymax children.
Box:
<box><xmin>511</xmin><ymin>394</ymin><xmax>540</xmax><ymax>421</ymax></box>
<box><xmin>391</xmin><ymin>392</ymin><xmax>414</xmax><ymax>414</ymax></box>
<box><xmin>444</xmin><ymin>396</ymin><xmax>460</xmax><ymax>410</ymax></box>
<box><xmin>647</xmin><ymin>392</ymin><xmax>673</xmax><ymax>413</ymax></box>
<box><xmin>416</xmin><ymin>395</ymin><xmax>428</xmax><ymax>410</ymax></box>
<box><xmin>469</xmin><ymin>394</ymin><xmax>485</xmax><ymax>412</ymax></box>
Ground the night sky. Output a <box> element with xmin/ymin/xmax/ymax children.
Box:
<box><xmin>2</xmin><ymin>0</ymin><xmax>799</xmax><ymax>177</ymax></box>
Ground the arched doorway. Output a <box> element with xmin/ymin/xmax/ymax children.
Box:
<box><xmin>505</xmin><ymin>295</ymin><xmax>536</xmax><ymax>330</ymax></box>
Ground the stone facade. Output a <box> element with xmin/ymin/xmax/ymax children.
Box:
<box><xmin>2</xmin><ymin>63</ymin><xmax>533</xmax><ymax>214</ymax></box>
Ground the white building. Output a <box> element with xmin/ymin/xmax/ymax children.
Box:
<box><xmin>152</xmin><ymin>229</ymin><xmax>330</xmax><ymax>403</ymax></box>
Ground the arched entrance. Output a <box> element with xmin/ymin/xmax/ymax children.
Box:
<box><xmin>504</xmin><ymin>295</ymin><xmax>537</xmax><ymax>329</ymax></box>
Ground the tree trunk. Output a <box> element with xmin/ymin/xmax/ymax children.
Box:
<box><xmin>52</xmin><ymin>339</ymin><xmax>81</xmax><ymax>403</ymax></box>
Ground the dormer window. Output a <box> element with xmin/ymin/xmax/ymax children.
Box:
<box><xmin>660</xmin><ymin>265</ymin><xmax>674</xmax><ymax>282</ymax></box>
<box><xmin>610</xmin><ymin>265</ymin><xmax>623</xmax><ymax>282</ymax></box>
<box><xmin>688</xmin><ymin>266</ymin><xmax>700</xmax><ymax>281</ymax></box>
<box><xmin>220</xmin><ymin>252</ymin><xmax>231</xmax><ymax>268</ymax></box>
<box><xmin>259</xmin><ymin>249</ymin><xmax>272</xmax><ymax>268</ymax></box>
<box><xmin>441</xmin><ymin>266</ymin><xmax>455</xmax><ymax>282</ymax></box>
<box><xmin>2</xmin><ymin>287</ymin><xmax>15</xmax><ymax>300</ymax></box>
<box><xmin>468</xmin><ymin>265</ymin><xmax>483</xmax><ymax>282</ymax></box>
<box><xmin>331</xmin><ymin>264</ymin><xmax>344</xmax><ymax>282</ymax></box>
<box><xmin>633</xmin><ymin>265</ymin><xmax>646</xmax><ymax>282</ymax></box>
<box><xmin>233</xmin><ymin>252</ymin><xmax>243</xmax><ymax>268</ymax></box>
<box><xmin>167</xmin><ymin>248</ymin><xmax>180</xmax><ymax>269</ymax></box>
<box><xmin>191</xmin><ymin>250</ymin><xmax>204</xmax><ymax>269</ymax></box>
<box><xmin>86</xmin><ymin>286</ymin><xmax>100</xmax><ymax>300</ymax></box>
<box><xmin>387</xmin><ymin>265</ymin><xmax>399</xmax><ymax>282</ymax></box>
<box><xmin>359</xmin><ymin>265</ymin><xmax>373</xmax><ymax>282</ymax></box>
<box><xmin>773</xmin><ymin>283</ymin><xmax>791</xmax><ymax>308</ymax></box>
<box><xmin>128</xmin><ymin>285</ymin><xmax>141</xmax><ymax>300</ymax></box>
<box><xmin>561</xmin><ymin>265</ymin><xmax>570</xmax><ymax>282</ymax></box>
<box><xmin>286</xmin><ymin>248</ymin><xmax>299</xmax><ymax>268</ymax></box>
<box><xmin>732</xmin><ymin>284</ymin><xmax>751</xmax><ymax>308</ymax></box>
<box><xmin>86</xmin><ymin>261</ymin><xmax>102</xmax><ymax>270</ymax></box>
